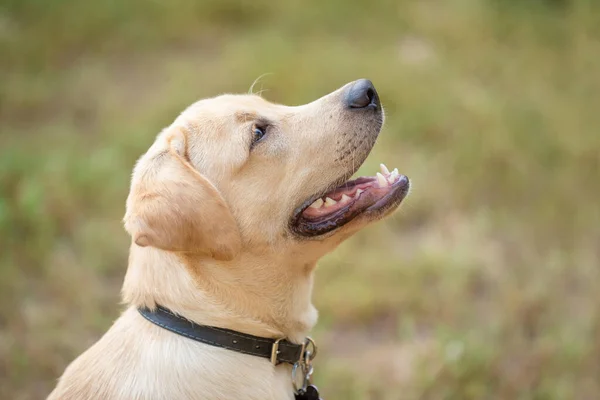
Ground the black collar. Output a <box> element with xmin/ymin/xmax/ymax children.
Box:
<box><xmin>138</xmin><ymin>305</ymin><xmax>306</xmax><ymax>365</ymax></box>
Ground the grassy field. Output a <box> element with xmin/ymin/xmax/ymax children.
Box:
<box><xmin>2</xmin><ymin>0</ymin><xmax>599</xmax><ymax>399</ymax></box>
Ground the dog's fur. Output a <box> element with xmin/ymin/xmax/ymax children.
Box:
<box><xmin>48</xmin><ymin>81</ymin><xmax>399</xmax><ymax>400</ymax></box>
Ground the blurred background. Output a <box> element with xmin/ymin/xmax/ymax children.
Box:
<box><xmin>1</xmin><ymin>0</ymin><xmax>599</xmax><ymax>399</ymax></box>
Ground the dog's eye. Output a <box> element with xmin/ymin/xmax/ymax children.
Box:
<box><xmin>251</xmin><ymin>125</ymin><xmax>267</xmax><ymax>146</ymax></box>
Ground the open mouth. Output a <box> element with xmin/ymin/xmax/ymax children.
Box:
<box><xmin>291</xmin><ymin>164</ymin><xmax>410</xmax><ymax>237</ymax></box>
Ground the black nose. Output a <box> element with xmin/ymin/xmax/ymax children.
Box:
<box><xmin>345</xmin><ymin>79</ymin><xmax>379</xmax><ymax>109</ymax></box>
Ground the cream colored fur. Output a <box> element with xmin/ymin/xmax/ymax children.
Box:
<box><xmin>48</xmin><ymin>81</ymin><xmax>395</xmax><ymax>400</ymax></box>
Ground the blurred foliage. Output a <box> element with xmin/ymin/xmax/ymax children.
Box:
<box><xmin>1</xmin><ymin>0</ymin><xmax>599</xmax><ymax>399</ymax></box>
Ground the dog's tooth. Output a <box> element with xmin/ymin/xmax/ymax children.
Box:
<box><xmin>355</xmin><ymin>188</ymin><xmax>364</xmax><ymax>197</ymax></box>
<box><xmin>380</xmin><ymin>163</ymin><xmax>390</xmax><ymax>175</ymax></box>
<box><xmin>376</xmin><ymin>172</ymin><xmax>389</xmax><ymax>187</ymax></box>
<box><xmin>324</xmin><ymin>197</ymin><xmax>337</xmax><ymax>207</ymax></box>
<box><xmin>309</xmin><ymin>198</ymin><xmax>324</xmax><ymax>209</ymax></box>
<box><xmin>389</xmin><ymin>169</ymin><xmax>400</xmax><ymax>183</ymax></box>
<box><xmin>341</xmin><ymin>194</ymin><xmax>351</xmax><ymax>202</ymax></box>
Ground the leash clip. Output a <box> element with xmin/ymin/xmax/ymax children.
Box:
<box><xmin>292</xmin><ymin>337</ymin><xmax>318</xmax><ymax>395</ymax></box>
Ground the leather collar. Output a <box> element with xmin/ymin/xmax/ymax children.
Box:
<box><xmin>138</xmin><ymin>305</ymin><xmax>305</xmax><ymax>365</ymax></box>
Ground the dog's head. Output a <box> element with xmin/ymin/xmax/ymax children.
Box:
<box><xmin>124</xmin><ymin>79</ymin><xmax>409</xmax><ymax>263</ymax></box>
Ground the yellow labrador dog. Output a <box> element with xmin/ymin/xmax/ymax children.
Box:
<box><xmin>48</xmin><ymin>79</ymin><xmax>410</xmax><ymax>400</ymax></box>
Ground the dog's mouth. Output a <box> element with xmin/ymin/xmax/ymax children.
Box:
<box><xmin>291</xmin><ymin>164</ymin><xmax>410</xmax><ymax>237</ymax></box>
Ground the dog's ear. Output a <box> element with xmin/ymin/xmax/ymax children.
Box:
<box><xmin>123</xmin><ymin>126</ymin><xmax>241</xmax><ymax>261</ymax></box>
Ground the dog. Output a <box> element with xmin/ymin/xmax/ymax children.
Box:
<box><xmin>48</xmin><ymin>79</ymin><xmax>410</xmax><ymax>400</ymax></box>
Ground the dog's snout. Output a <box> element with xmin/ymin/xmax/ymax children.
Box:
<box><xmin>345</xmin><ymin>79</ymin><xmax>379</xmax><ymax>110</ymax></box>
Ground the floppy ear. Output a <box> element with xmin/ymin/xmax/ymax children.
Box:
<box><xmin>123</xmin><ymin>126</ymin><xmax>241</xmax><ymax>261</ymax></box>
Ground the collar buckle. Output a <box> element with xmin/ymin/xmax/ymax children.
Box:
<box><xmin>270</xmin><ymin>337</ymin><xmax>284</xmax><ymax>365</ymax></box>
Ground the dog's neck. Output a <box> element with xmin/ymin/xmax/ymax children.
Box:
<box><xmin>121</xmin><ymin>245</ymin><xmax>319</xmax><ymax>343</ymax></box>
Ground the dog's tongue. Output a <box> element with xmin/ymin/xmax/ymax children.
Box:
<box><xmin>302</xmin><ymin>188</ymin><xmax>363</xmax><ymax>217</ymax></box>
<box><xmin>302</xmin><ymin>163</ymin><xmax>401</xmax><ymax>219</ymax></box>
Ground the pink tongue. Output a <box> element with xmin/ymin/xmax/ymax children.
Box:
<box><xmin>303</xmin><ymin>199</ymin><xmax>350</xmax><ymax>218</ymax></box>
<box><xmin>301</xmin><ymin>178</ymin><xmax>382</xmax><ymax>218</ymax></box>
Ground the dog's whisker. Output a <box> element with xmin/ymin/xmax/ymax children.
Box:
<box><xmin>248</xmin><ymin>72</ymin><xmax>273</xmax><ymax>95</ymax></box>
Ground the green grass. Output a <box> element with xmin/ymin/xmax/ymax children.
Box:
<box><xmin>1</xmin><ymin>0</ymin><xmax>599</xmax><ymax>398</ymax></box>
